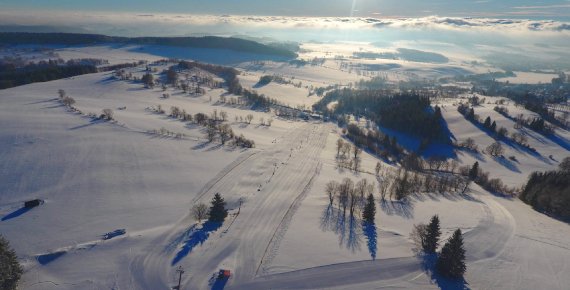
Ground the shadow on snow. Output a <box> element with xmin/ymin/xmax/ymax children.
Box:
<box><xmin>1</xmin><ymin>207</ymin><xmax>32</xmax><ymax>221</ymax></box>
<box><xmin>420</xmin><ymin>254</ymin><xmax>470</xmax><ymax>290</ymax></box>
<box><xmin>171</xmin><ymin>221</ymin><xmax>222</xmax><ymax>266</ymax></box>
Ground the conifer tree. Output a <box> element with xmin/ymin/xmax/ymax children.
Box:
<box><xmin>425</xmin><ymin>215</ymin><xmax>441</xmax><ymax>253</ymax></box>
<box><xmin>0</xmin><ymin>235</ymin><xmax>23</xmax><ymax>290</ymax></box>
<box><xmin>467</xmin><ymin>108</ymin><xmax>475</xmax><ymax>120</ymax></box>
<box><xmin>208</xmin><ymin>193</ymin><xmax>228</xmax><ymax>223</ymax></box>
<box><xmin>468</xmin><ymin>162</ymin><xmax>479</xmax><ymax>180</ymax></box>
<box><xmin>437</xmin><ymin>229</ymin><xmax>466</xmax><ymax>279</ymax></box>
<box><xmin>483</xmin><ymin>116</ymin><xmax>491</xmax><ymax>128</ymax></box>
<box><xmin>362</xmin><ymin>193</ymin><xmax>376</xmax><ymax>224</ymax></box>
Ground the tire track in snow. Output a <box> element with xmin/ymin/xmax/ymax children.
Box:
<box><xmin>129</xmin><ymin>122</ymin><xmax>328</xmax><ymax>289</ymax></box>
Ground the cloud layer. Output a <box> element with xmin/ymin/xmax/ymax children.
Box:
<box><xmin>1</xmin><ymin>10</ymin><xmax>570</xmax><ymax>35</ymax></box>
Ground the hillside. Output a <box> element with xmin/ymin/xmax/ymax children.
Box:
<box><xmin>0</xmin><ymin>43</ymin><xmax>569</xmax><ymax>290</ymax></box>
<box><xmin>0</xmin><ymin>32</ymin><xmax>298</xmax><ymax>58</ymax></box>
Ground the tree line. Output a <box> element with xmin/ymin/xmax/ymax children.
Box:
<box><xmin>150</xmin><ymin>105</ymin><xmax>255</xmax><ymax>148</ymax></box>
<box><xmin>519</xmin><ymin>157</ymin><xmax>570</xmax><ymax>219</ymax></box>
<box><xmin>457</xmin><ymin>103</ymin><xmax>537</xmax><ymax>154</ymax></box>
<box><xmin>0</xmin><ymin>61</ymin><xmax>97</xmax><ymax>89</ymax></box>
<box><xmin>0</xmin><ymin>32</ymin><xmax>297</xmax><ymax>58</ymax></box>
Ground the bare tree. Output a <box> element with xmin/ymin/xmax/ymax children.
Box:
<box><xmin>325</xmin><ymin>181</ymin><xmax>339</xmax><ymax>206</ymax></box>
<box><xmin>102</xmin><ymin>109</ymin><xmax>113</xmax><ymax>120</ymax></box>
<box><xmin>220</xmin><ymin>111</ymin><xmax>228</xmax><ymax>122</ymax></box>
<box><xmin>58</xmin><ymin>89</ymin><xmax>66</xmax><ymax>99</ymax></box>
<box><xmin>355</xmin><ymin>179</ymin><xmax>369</xmax><ymax>210</ymax></box>
<box><xmin>336</xmin><ymin>138</ymin><xmax>344</xmax><ymax>158</ymax></box>
<box><xmin>461</xmin><ymin>137</ymin><xmax>478</xmax><ymax>151</ymax></box>
<box><xmin>462</xmin><ymin>179</ymin><xmax>472</xmax><ymax>194</ymax></box>
<box><xmin>218</xmin><ymin>124</ymin><xmax>233</xmax><ymax>144</ymax></box>
<box><xmin>338</xmin><ymin>178</ymin><xmax>353</xmax><ymax>216</ymax></box>
<box><xmin>342</xmin><ymin>142</ymin><xmax>351</xmax><ymax>158</ymax></box>
<box><xmin>378</xmin><ymin>175</ymin><xmax>390</xmax><ymax>201</ymax></box>
<box><xmin>191</xmin><ymin>203</ymin><xmax>208</xmax><ymax>223</ymax></box>
<box><xmin>486</xmin><ymin>141</ymin><xmax>504</xmax><ymax>156</ymax></box>
<box><xmin>410</xmin><ymin>223</ymin><xmax>428</xmax><ymax>253</ymax></box>
<box><xmin>206</xmin><ymin>123</ymin><xmax>217</xmax><ymax>142</ymax></box>
<box><xmin>349</xmin><ymin>184</ymin><xmax>361</xmax><ymax>217</ymax></box>
<box><xmin>61</xmin><ymin>96</ymin><xmax>76</xmax><ymax>107</ymax></box>
<box><xmin>245</xmin><ymin>114</ymin><xmax>254</xmax><ymax>124</ymax></box>
<box><xmin>375</xmin><ymin>162</ymin><xmax>382</xmax><ymax>176</ymax></box>
<box><xmin>352</xmin><ymin>145</ymin><xmax>362</xmax><ymax>172</ymax></box>
<box><xmin>450</xmin><ymin>160</ymin><xmax>459</xmax><ymax>174</ymax></box>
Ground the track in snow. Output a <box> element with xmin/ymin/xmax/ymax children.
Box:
<box><xmin>129</xmin><ymin>122</ymin><xmax>330</xmax><ymax>289</ymax></box>
<box><xmin>236</xmin><ymin>191</ymin><xmax>516</xmax><ymax>289</ymax></box>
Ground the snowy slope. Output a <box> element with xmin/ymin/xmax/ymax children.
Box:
<box><xmin>0</xmin><ymin>45</ymin><xmax>569</xmax><ymax>290</ymax></box>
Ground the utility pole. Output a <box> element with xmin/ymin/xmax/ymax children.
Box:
<box><xmin>173</xmin><ymin>266</ymin><xmax>184</xmax><ymax>290</ymax></box>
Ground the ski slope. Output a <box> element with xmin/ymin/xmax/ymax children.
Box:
<box><xmin>0</xmin><ymin>45</ymin><xmax>569</xmax><ymax>290</ymax></box>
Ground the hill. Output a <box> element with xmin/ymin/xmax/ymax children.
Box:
<box><xmin>0</xmin><ymin>32</ymin><xmax>298</xmax><ymax>58</ymax></box>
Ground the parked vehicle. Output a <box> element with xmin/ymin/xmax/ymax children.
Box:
<box><xmin>24</xmin><ymin>199</ymin><xmax>43</xmax><ymax>208</ymax></box>
<box><xmin>218</xmin><ymin>269</ymin><xmax>231</xmax><ymax>280</ymax></box>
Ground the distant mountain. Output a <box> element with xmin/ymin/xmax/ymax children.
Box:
<box><xmin>0</xmin><ymin>32</ymin><xmax>298</xmax><ymax>58</ymax></box>
<box><xmin>0</xmin><ymin>25</ymin><xmax>90</xmax><ymax>34</ymax></box>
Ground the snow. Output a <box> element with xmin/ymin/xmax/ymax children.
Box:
<box><xmin>0</xmin><ymin>44</ymin><xmax>569</xmax><ymax>290</ymax></box>
<box><xmin>499</xmin><ymin>71</ymin><xmax>559</xmax><ymax>84</ymax></box>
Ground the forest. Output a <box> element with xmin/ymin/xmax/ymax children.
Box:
<box><xmin>314</xmin><ymin>89</ymin><xmax>449</xmax><ymax>145</ymax></box>
<box><xmin>0</xmin><ymin>61</ymin><xmax>97</xmax><ymax>89</ymax></box>
<box><xmin>519</xmin><ymin>158</ymin><xmax>570</xmax><ymax>219</ymax></box>
<box><xmin>0</xmin><ymin>32</ymin><xmax>297</xmax><ymax>58</ymax></box>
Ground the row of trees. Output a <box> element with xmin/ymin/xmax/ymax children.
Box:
<box><xmin>411</xmin><ymin>215</ymin><xmax>466</xmax><ymax>279</ymax></box>
<box><xmin>458</xmin><ymin>104</ymin><xmax>537</xmax><ymax>154</ymax></box>
<box><xmin>325</xmin><ymin>178</ymin><xmax>375</xmax><ymax>219</ymax></box>
<box><xmin>465</xmin><ymin>161</ymin><xmax>517</xmax><ymax>195</ymax></box>
<box><xmin>151</xmin><ymin>105</ymin><xmax>255</xmax><ymax>148</ymax></box>
<box><xmin>58</xmin><ymin>89</ymin><xmax>114</xmax><ymax>121</ymax></box>
<box><xmin>494</xmin><ymin>106</ymin><xmax>554</xmax><ymax>136</ymax></box>
<box><xmin>335</xmin><ymin>138</ymin><xmax>362</xmax><ymax>171</ymax></box>
<box><xmin>343</xmin><ymin>123</ymin><xmax>405</xmax><ymax>161</ymax></box>
<box><xmin>458</xmin><ymin>103</ymin><xmax>509</xmax><ymax>140</ymax></box>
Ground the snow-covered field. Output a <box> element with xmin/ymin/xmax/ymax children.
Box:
<box><xmin>1</xmin><ymin>44</ymin><xmax>569</xmax><ymax>290</ymax></box>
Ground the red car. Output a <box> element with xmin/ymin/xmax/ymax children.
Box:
<box><xmin>218</xmin><ymin>269</ymin><xmax>231</xmax><ymax>280</ymax></box>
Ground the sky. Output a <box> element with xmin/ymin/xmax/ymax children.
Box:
<box><xmin>1</xmin><ymin>0</ymin><xmax>570</xmax><ymax>19</ymax></box>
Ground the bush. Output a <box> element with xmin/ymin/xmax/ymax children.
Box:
<box><xmin>61</xmin><ymin>96</ymin><xmax>76</xmax><ymax>107</ymax></box>
<box><xmin>101</xmin><ymin>109</ymin><xmax>113</xmax><ymax>120</ymax></box>
<box><xmin>257</xmin><ymin>75</ymin><xmax>273</xmax><ymax>86</ymax></box>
